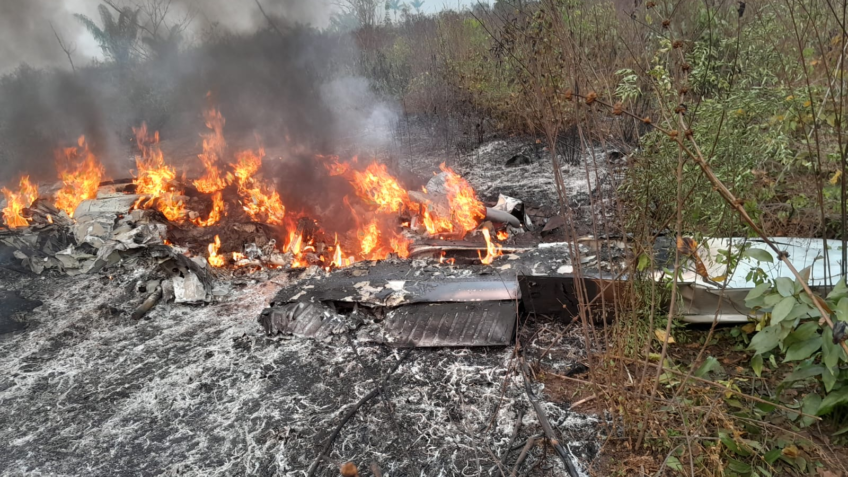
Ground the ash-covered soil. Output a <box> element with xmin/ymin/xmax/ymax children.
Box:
<box><xmin>0</xmin><ymin>260</ymin><xmax>600</xmax><ymax>476</ymax></box>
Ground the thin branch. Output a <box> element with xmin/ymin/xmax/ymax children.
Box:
<box><xmin>254</xmin><ymin>0</ymin><xmax>286</xmax><ymax>38</ymax></box>
<box><xmin>49</xmin><ymin>21</ymin><xmax>76</xmax><ymax>73</ymax></box>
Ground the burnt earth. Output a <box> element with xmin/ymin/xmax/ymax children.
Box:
<box><xmin>0</xmin><ymin>257</ymin><xmax>600</xmax><ymax>476</ymax></box>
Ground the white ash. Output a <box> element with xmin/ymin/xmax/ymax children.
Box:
<box><xmin>0</xmin><ymin>261</ymin><xmax>600</xmax><ymax>476</ymax></box>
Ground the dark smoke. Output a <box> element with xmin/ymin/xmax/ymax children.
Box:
<box><xmin>0</xmin><ymin>0</ymin><xmax>399</xmax><ymax>193</ymax></box>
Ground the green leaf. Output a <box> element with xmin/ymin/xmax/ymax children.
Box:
<box><xmin>764</xmin><ymin>449</ymin><xmax>782</xmax><ymax>464</ymax></box>
<box><xmin>751</xmin><ymin>354</ymin><xmax>763</xmax><ymax>377</ymax></box>
<box><xmin>727</xmin><ymin>458</ymin><xmax>753</xmax><ymax>473</ymax></box>
<box><xmin>776</xmin><ymin>277</ymin><xmax>794</xmax><ymax>297</ymax></box>
<box><xmin>817</xmin><ymin>386</ymin><xmax>848</xmax><ymax>415</ymax></box>
<box><xmin>822</xmin><ymin>365</ymin><xmax>837</xmax><ymax>392</ymax></box>
<box><xmin>746</xmin><ymin>282</ymin><xmax>771</xmax><ymax>301</ymax></box>
<box><xmin>694</xmin><ymin>356</ymin><xmax>722</xmax><ymax>377</ymax></box>
<box><xmin>833</xmin><ymin>425</ymin><xmax>848</xmax><ymax>436</ymax></box>
<box><xmin>637</xmin><ymin>253</ymin><xmax>650</xmax><ymax>272</ymax></box>
<box><xmin>822</xmin><ymin>327</ymin><xmax>847</xmax><ymax>369</ymax></box>
<box><xmin>764</xmin><ymin>293</ymin><xmax>785</xmax><ymax>307</ymax></box>
<box><xmin>784</xmin><ymin>363</ymin><xmax>824</xmax><ymax>382</ymax></box>
<box><xmin>744</xmin><ymin>248</ymin><xmax>773</xmax><ymax>263</ymax></box>
<box><xmin>785</xmin><ymin>304</ymin><xmax>815</xmax><ymax>323</ymax></box>
<box><xmin>771</xmin><ymin>296</ymin><xmax>798</xmax><ymax>325</ymax></box>
<box><xmin>720</xmin><ymin>432</ymin><xmax>752</xmax><ymax>457</ymax></box>
<box><xmin>748</xmin><ymin>325</ymin><xmax>782</xmax><ymax>355</ymax></box>
<box><xmin>784</xmin><ymin>338</ymin><xmax>822</xmax><ymax>362</ymax></box>
<box><xmin>665</xmin><ymin>455</ymin><xmax>684</xmax><ymax>472</ymax></box>
<box><xmin>837</xmin><ymin>297</ymin><xmax>848</xmax><ymax>322</ymax></box>
<box><xmin>784</xmin><ymin>322</ymin><xmax>819</xmax><ymax>347</ymax></box>
<box><xmin>828</xmin><ymin>278</ymin><xmax>848</xmax><ymax>300</ymax></box>
<box><xmin>800</xmin><ymin>393</ymin><xmax>821</xmax><ymax>427</ymax></box>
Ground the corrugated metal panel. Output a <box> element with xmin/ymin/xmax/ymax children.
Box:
<box><xmin>381</xmin><ymin>301</ymin><xmax>516</xmax><ymax>347</ymax></box>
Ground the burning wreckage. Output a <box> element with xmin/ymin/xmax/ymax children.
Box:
<box><xmin>1</xmin><ymin>103</ymin><xmax>836</xmax><ymax>474</ymax></box>
<box><xmin>0</xmin><ymin>106</ymin><xmax>607</xmax><ymax>476</ymax></box>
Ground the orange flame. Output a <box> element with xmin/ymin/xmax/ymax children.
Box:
<box><xmin>422</xmin><ymin>205</ymin><xmax>454</xmax><ymax>235</ymax></box>
<box><xmin>288</xmin><ymin>230</ymin><xmax>308</xmax><ymax>268</ymax></box>
<box><xmin>351</xmin><ymin>162</ymin><xmax>413</xmax><ymax>214</ymax></box>
<box><xmin>207</xmin><ymin>235</ymin><xmax>225</xmax><ymax>267</ymax></box>
<box><xmin>359</xmin><ymin>220</ymin><xmax>380</xmax><ymax>258</ymax></box>
<box><xmin>478</xmin><ymin>229</ymin><xmax>503</xmax><ymax>265</ymax></box>
<box><xmin>440</xmin><ymin>163</ymin><xmax>486</xmax><ymax>233</ymax></box>
<box><xmin>133</xmin><ymin>123</ymin><xmax>185</xmax><ymax>222</ymax></box>
<box><xmin>390</xmin><ymin>234</ymin><xmax>410</xmax><ymax>258</ymax></box>
<box><xmin>193</xmin><ymin>107</ymin><xmax>229</xmax><ymax>194</ymax></box>
<box><xmin>192</xmin><ymin>191</ymin><xmax>224</xmax><ymax>227</ymax></box>
<box><xmin>234</xmin><ymin>149</ymin><xmax>286</xmax><ymax>225</ymax></box>
<box><xmin>55</xmin><ymin>136</ymin><xmax>104</xmax><ymax>217</ymax></box>
<box><xmin>2</xmin><ymin>176</ymin><xmax>38</xmax><ymax>228</ymax></box>
<box><xmin>332</xmin><ymin>234</ymin><xmax>354</xmax><ymax>268</ymax></box>
<box><xmin>317</xmin><ymin>154</ymin><xmax>351</xmax><ymax>176</ymax></box>
<box><xmin>232</xmin><ymin>149</ymin><xmax>261</xmax><ymax>185</ymax></box>
<box><xmin>497</xmin><ymin>229</ymin><xmax>509</xmax><ymax>241</ymax></box>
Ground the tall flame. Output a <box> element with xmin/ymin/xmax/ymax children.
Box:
<box><xmin>440</xmin><ymin>163</ymin><xmax>486</xmax><ymax>234</ymax></box>
<box><xmin>478</xmin><ymin>228</ymin><xmax>503</xmax><ymax>265</ymax></box>
<box><xmin>2</xmin><ymin>176</ymin><xmax>38</xmax><ymax>228</ymax></box>
<box><xmin>193</xmin><ymin>107</ymin><xmax>228</xmax><ymax>194</ymax></box>
<box><xmin>55</xmin><ymin>136</ymin><xmax>104</xmax><ymax>217</ymax></box>
<box><xmin>359</xmin><ymin>220</ymin><xmax>380</xmax><ymax>258</ymax></box>
<box><xmin>192</xmin><ymin>191</ymin><xmax>224</xmax><ymax>227</ymax></box>
<box><xmin>132</xmin><ymin>123</ymin><xmax>185</xmax><ymax>222</ymax></box>
<box><xmin>233</xmin><ymin>149</ymin><xmax>286</xmax><ymax>225</ymax></box>
<box><xmin>287</xmin><ymin>230</ymin><xmax>308</xmax><ymax>268</ymax></box>
<box><xmin>332</xmin><ymin>234</ymin><xmax>354</xmax><ymax>268</ymax></box>
<box><xmin>207</xmin><ymin>235</ymin><xmax>225</xmax><ymax>267</ymax></box>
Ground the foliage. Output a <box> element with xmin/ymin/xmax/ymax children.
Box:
<box><xmin>743</xmin><ymin>253</ymin><xmax>848</xmax><ymax>421</ymax></box>
<box><xmin>75</xmin><ymin>5</ymin><xmax>140</xmax><ymax>66</ymax></box>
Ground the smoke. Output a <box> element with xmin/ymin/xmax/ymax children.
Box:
<box><xmin>0</xmin><ymin>0</ymin><xmax>335</xmax><ymax>74</ymax></box>
<box><xmin>0</xmin><ymin>0</ymin><xmax>90</xmax><ymax>74</ymax></box>
<box><xmin>0</xmin><ymin>0</ymin><xmax>401</xmax><ymax>208</ymax></box>
<box><xmin>320</xmin><ymin>77</ymin><xmax>401</xmax><ymax>152</ymax></box>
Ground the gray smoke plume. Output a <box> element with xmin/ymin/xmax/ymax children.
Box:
<box><xmin>0</xmin><ymin>0</ymin><xmax>400</xmax><ymax>198</ymax></box>
<box><xmin>0</xmin><ymin>0</ymin><xmax>89</xmax><ymax>73</ymax></box>
<box><xmin>0</xmin><ymin>0</ymin><xmax>334</xmax><ymax>74</ymax></box>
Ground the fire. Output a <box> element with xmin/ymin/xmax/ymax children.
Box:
<box><xmin>234</xmin><ymin>149</ymin><xmax>286</xmax><ymax>225</ymax></box>
<box><xmin>422</xmin><ymin>205</ymin><xmax>454</xmax><ymax>235</ymax></box>
<box><xmin>207</xmin><ymin>235</ymin><xmax>225</xmax><ymax>267</ymax></box>
<box><xmin>440</xmin><ymin>163</ymin><xmax>486</xmax><ymax>234</ymax></box>
<box><xmin>390</xmin><ymin>234</ymin><xmax>410</xmax><ymax>258</ymax></box>
<box><xmin>192</xmin><ymin>191</ymin><xmax>224</xmax><ymax>227</ymax></box>
<box><xmin>288</xmin><ymin>230</ymin><xmax>308</xmax><ymax>268</ymax></box>
<box><xmin>497</xmin><ymin>229</ymin><xmax>509</xmax><ymax>241</ymax></box>
<box><xmin>132</xmin><ymin>123</ymin><xmax>185</xmax><ymax>222</ymax></box>
<box><xmin>193</xmin><ymin>107</ymin><xmax>229</xmax><ymax>194</ymax></box>
<box><xmin>1</xmin><ymin>176</ymin><xmax>38</xmax><ymax>228</ymax></box>
<box><xmin>318</xmin><ymin>154</ymin><xmax>351</xmax><ymax>176</ymax></box>
<box><xmin>478</xmin><ymin>229</ymin><xmax>503</xmax><ymax>265</ymax></box>
<box><xmin>232</xmin><ymin>149</ymin><xmax>261</xmax><ymax>185</ymax></box>
<box><xmin>55</xmin><ymin>136</ymin><xmax>104</xmax><ymax>217</ymax></box>
<box><xmin>359</xmin><ymin>220</ymin><xmax>380</xmax><ymax>258</ymax></box>
<box><xmin>332</xmin><ymin>234</ymin><xmax>354</xmax><ymax>268</ymax></box>
<box><xmin>351</xmin><ymin>162</ymin><xmax>413</xmax><ymax>214</ymax></box>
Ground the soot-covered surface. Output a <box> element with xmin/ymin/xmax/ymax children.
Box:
<box><xmin>0</xmin><ymin>259</ymin><xmax>598</xmax><ymax>477</ymax></box>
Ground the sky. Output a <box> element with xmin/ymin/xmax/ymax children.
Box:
<box><xmin>0</xmin><ymin>0</ymin><xmax>491</xmax><ymax>74</ymax></box>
